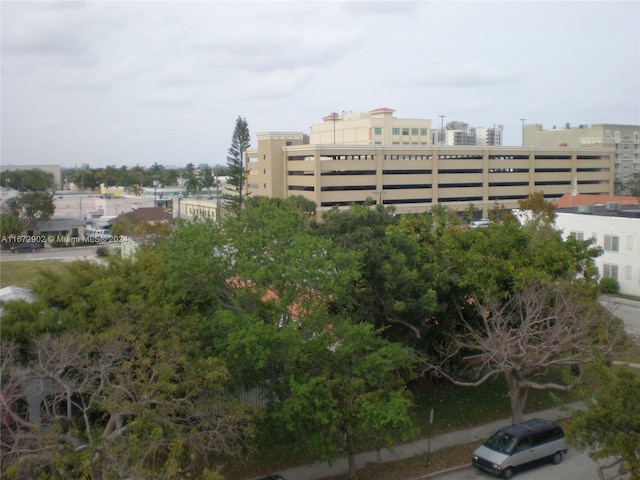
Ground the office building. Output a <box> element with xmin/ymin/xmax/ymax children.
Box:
<box><xmin>524</xmin><ymin>123</ymin><xmax>640</xmax><ymax>185</ymax></box>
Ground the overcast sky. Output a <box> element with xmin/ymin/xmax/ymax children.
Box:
<box><xmin>2</xmin><ymin>1</ymin><xmax>639</xmax><ymax>169</ymax></box>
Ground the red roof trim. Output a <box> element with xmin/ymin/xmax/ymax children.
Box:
<box><xmin>369</xmin><ymin>107</ymin><xmax>395</xmax><ymax>113</ymax></box>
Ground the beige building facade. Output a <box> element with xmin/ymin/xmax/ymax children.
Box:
<box><xmin>173</xmin><ymin>197</ymin><xmax>220</xmax><ymax>222</ymax></box>
<box><xmin>246</xmin><ymin>110</ymin><xmax>614</xmax><ymax>217</ymax></box>
<box><xmin>309</xmin><ymin>108</ymin><xmax>432</xmax><ymax>147</ymax></box>
<box><xmin>524</xmin><ymin>123</ymin><xmax>640</xmax><ymax>184</ymax></box>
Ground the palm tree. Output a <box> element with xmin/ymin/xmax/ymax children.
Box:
<box><xmin>184</xmin><ymin>174</ymin><xmax>201</xmax><ymax>196</ymax></box>
<box><xmin>199</xmin><ymin>165</ymin><xmax>215</xmax><ymax>196</ymax></box>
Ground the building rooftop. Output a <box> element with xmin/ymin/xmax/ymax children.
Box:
<box><xmin>555</xmin><ymin>193</ymin><xmax>639</xmax><ymax>209</ymax></box>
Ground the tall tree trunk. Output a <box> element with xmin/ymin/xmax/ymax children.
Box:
<box><xmin>346</xmin><ymin>435</ymin><xmax>359</xmax><ymax>480</ymax></box>
<box><xmin>505</xmin><ymin>370</ymin><xmax>528</xmax><ymax>423</ymax></box>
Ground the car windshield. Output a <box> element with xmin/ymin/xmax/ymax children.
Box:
<box><xmin>484</xmin><ymin>431</ymin><xmax>517</xmax><ymax>454</ymax></box>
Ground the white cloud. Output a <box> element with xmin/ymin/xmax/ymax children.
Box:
<box><xmin>1</xmin><ymin>0</ymin><xmax>638</xmax><ymax>168</ymax></box>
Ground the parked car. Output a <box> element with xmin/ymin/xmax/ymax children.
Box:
<box><xmin>10</xmin><ymin>242</ymin><xmax>40</xmax><ymax>253</ymax></box>
<box><xmin>472</xmin><ymin>418</ymin><xmax>567</xmax><ymax>478</ymax></box>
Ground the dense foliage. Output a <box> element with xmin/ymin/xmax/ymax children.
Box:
<box><xmin>0</xmin><ymin>194</ymin><xmax>624</xmax><ymax>479</ymax></box>
<box><xmin>568</xmin><ymin>360</ymin><xmax>640</xmax><ymax>479</ymax></box>
<box><xmin>0</xmin><ymin>169</ymin><xmax>55</xmax><ymax>192</ymax></box>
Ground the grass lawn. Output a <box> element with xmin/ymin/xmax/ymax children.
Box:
<box><xmin>0</xmin><ymin>259</ymin><xmax>62</xmax><ymax>288</ymax></box>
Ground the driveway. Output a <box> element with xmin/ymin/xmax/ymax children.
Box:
<box><xmin>599</xmin><ymin>295</ymin><xmax>640</xmax><ymax>341</ymax></box>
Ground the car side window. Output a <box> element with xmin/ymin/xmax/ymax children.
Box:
<box><xmin>515</xmin><ymin>437</ymin><xmax>531</xmax><ymax>451</ymax></box>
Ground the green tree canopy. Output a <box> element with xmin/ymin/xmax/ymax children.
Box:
<box><xmin>0</xmin><ymin>169</ymin><xmax>54</xmax><ymax>192</ymax></box>
<box><xmin>273</xmin><ymin>319</ymin><xmax>417</xmax><ymax>480</ymax></box>
<box><xmin>567</xmin><ymin>361</ymin><xmax>640</xmax><ymax>479</ymax></box>
<box><xmin>6</xmin><ymin>191</ymin><xmax>55</xmax><ymax>229</ymax></box>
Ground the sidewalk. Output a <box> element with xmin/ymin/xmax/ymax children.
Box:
<box><xmin>273</xmin><ymin>402</ymin><xmax>585</xmax><ymax>480</ymax></box>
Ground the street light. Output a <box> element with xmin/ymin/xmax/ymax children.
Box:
<box><xmin>520</xmin><ymin>118</ymin><xmax>527</xmax><ymax>146</ymax></box>
<box><xmin>439</xmin><ymin>115</ymin><xmax>446</xmax><ymax>145</ymax></box>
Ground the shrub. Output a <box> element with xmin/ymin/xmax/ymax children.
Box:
<box><xmin>599</xmin><ymin>277</ymin><xmax>619</xmax><ymax>294</ymax></box>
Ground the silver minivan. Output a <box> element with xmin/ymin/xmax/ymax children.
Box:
<box><xmin>472</xmin><ymin>418</ymin><xmax>567</xmax><ymax>479</ymax></box>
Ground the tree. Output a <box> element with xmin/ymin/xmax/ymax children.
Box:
<box><xmin>567</xmin><ymin>361</ymin><xmax>640</xmax><ymax>480</ymax></box>
<box><xmin>200</xmin><ymin>164</ymin><xmax>216</xmax><ymax>196</ymax></box>
<box><xmin>225</xmin><ymin>197</ymin><xmax>360</xmax><ymax>320</ymax></box>
<box><xmin>273</xmin><ymin>320</ymin><xmax>417</xmax><ymax>480</ymax></box>
<box><xmin>184</xmin><ymin>173</ymin><xmax>201</xmax><ymax>196</ymax></box>
<box><xmin>517</xmin><ymin>191</ymin><xmax>557</xmax><ymax>224</ymax></box>
<box><xmin>427</xmin><ymin>282</ymin><xmax>624</xmax><ymax>423</ymax></box>
<box><xmin>6</xmin><ymin>192</ymin><xmax>55</xmax><ymax>230</ymax></box>
<box><xmin>0</xmin><ymin>214</ymin><xmax>24</xmax><ymax>241</ymax></box>
<box><xmin>626</xmin><ymin>172</ymin><xmax>640</xmax><ymax>197</ymax></box>
<box><xmin>0</xmin><ymin>169</ymin><xmax>54</xmax><ymax>192</ymax></box>
<box><xmin>312</xmin><ymin>204</ymin><xmax>439</xmax><ymax>344</ymax></box>
<box><xmin>0</xmin><ymin>253</ymin><xmax>256</xmax><ymax>479</ymax></box>
<box><xmin>1</xmin><ymin>330</ymin><xmax>253</xmax><ymax>480</ymax></box>
<box><xmin>224</xmin><ymin>116</ymin><xmax>251</xmax><ymax>216</ymax></box>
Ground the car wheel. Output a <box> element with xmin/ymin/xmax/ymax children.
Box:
<box><xmin>553</xmin><ymin>451</ymin><xmax>563</xmax><ymax>464</ymax></box>
<box><xmin>502</xmin><ymin>467</ymin><xmax>514</xmax><ymax>479</ymax></box>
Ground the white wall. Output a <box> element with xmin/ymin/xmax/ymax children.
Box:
<box><xmin>555</xmin><ymin>212</ymin><xmax>640</xmax><ymax>296</ymax></box>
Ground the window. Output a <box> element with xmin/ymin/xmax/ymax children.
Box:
<box><xmin>570</xmin><ymin>231</ymin><xmax>584</xmax><ymax>241</ymax></box>
<box><xmin>392</xmin><ymin>128</ymin><xmax>400</xmax><ymax>135</ymax></box>
<box><xmin>604</xmin><ymin>235</ymin><xmax>619</xmax><ymax>252</ymax></box>
<box><xmin>411</xmin><ymin>128</ymin><xmax>419</xmax><ymax>135</ymax></box>
<box><xmin>603</xmin><ymin>263</ymin><xmax>618</xmax><ymax>280</ymax></box>
<box><xmin>402</xmin><ymin>128</ymin><xmax>409</xmax><ymax>135</ymax></box>
<box><xmin>628</xmin><ymin>236</ymin><xmax>634</xmax><ymax>250</ymax></box>
<box><xmin>626</xmin><ymin>265</ymin><xmax>632</xmax><ymax>281</ymax></box>
<box><xmin>374</xmin><ymin>127</ymin><xmax>382</xmax><ymax>135</ymax></box>
<box><xmin>421</xmin><ymin>128</ymin><xmax>428</xmax><ymax>136</ymax></box>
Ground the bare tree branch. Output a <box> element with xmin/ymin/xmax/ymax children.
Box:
<box><xmin>424</xmin><ymin>282</ymin><xmax>624</xmax><ymax>422</ymax></box>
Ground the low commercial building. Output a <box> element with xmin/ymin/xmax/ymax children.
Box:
<box><xmin>246</xmin><ymin>110</ymin><xmax>614</xmax><ymax>217</ymax></box>
<box><xmin>173</xmin><ymin>197</ymin><xmax>221</xmax><ymax>222</ymax></box>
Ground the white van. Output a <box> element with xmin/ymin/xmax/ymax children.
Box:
<box><xmin>472</xmin><ymin>418</ymin><xmax>567</xmax><ymax>478</ymax></box>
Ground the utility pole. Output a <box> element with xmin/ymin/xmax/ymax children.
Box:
<box><xmin>372</xmin><ymin>190</ymin><xmax>385</xmax><ymax>205</ymax></box>
<box><xmin>332</xmin><ymin>112</ymin><xmax>337</xmax><ymax>144</ymax></box>
<box><xmin>520</xmin><ymin>118</ymin><xmax>527</xmax><ymax>146</ymax></box>
<box><xmin>439</xmin><ymin>115</ymin><xmax>446</xmax><ymax>145</ymax></box>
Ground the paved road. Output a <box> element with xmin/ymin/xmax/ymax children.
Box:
<box><xmin>0</xmin><ymin>245</ymin><xmax>100</xmax><ymax>263</ymax></box>
<box><xmin>428</xmin><ymin>449</ymin><xmax>601</xmax><ymax>480</ymax></box>
<box><xmin>600</xmin><ymin>295</ymin><xmax>640</xmax><ymax>340</ymax></box>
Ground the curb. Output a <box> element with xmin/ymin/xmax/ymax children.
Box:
<box><xmin>407</xmin><ymin>464</ymin><xmax>472</xmax><ymax>480</ymax></box>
